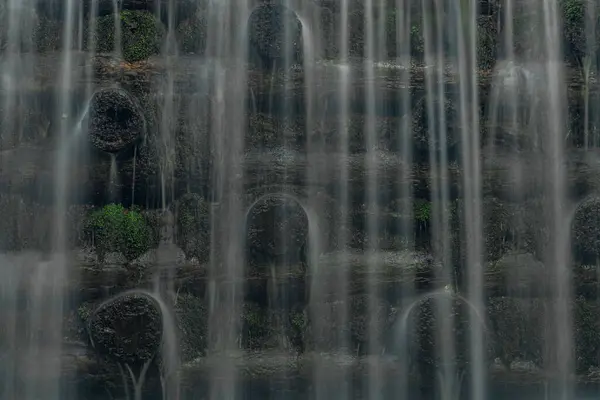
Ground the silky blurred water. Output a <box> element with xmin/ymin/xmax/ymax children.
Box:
<box><xmin>0</xmin><ymin>0</ymin><xmax>584</xmax><ymax>399</ymax></box>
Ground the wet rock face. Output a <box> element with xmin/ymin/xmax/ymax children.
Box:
<box><xmin>246</xmin><ymin>195</ymin><xmax>308</xmax><ymax>266</ymax></box>
<box><xmin>88</xmin><ymin>89</ymin><xmax>145</xmax><ymax>153</ymax></box>
<box><xmin>175</xmin><ymin>193</ymin><xmax>210</xmax><ymax>262</ymax></box>
<box><xmin>88</xmin><ymin>294</ymin><xmax>162</xmax><ymax>366</ymax></box>
<box><xmin>412</xmin><ymin>96</ymin><xmax>460</xmax><ymax>162</ymax></box>
<box><xmin>572</xmin><ymin>197</ymin><xmax>600</xmax><ymax>263</ymax></box>
<box><xmin>248</xmin><ymin>4</ymin><xmax>303</xmax><ymax>69</ymax></box>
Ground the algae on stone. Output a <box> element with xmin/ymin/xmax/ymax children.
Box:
<box><xmin>92</xmin><ymin>10</ymin><xmax>165</xmax><ymax>62</ymax></box>
<box><xmin>87</xmin><ymin>203</ymin><xmax>151</xmax><ymax>261</ymax></box>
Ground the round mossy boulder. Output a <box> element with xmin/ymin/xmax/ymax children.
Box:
<box><xmin>572</xmin><ymin>197</ymin><xmax>600</xmax><ymax>263</ymax></box>
<box><xmin>246</xmin><ymin>195</ymin><xmax>308</xmax><ymax>267</ymax></box>
<box><xmin>175</xmin><ymin>193</ymin><xmax>210</xmax><ymax>263</ymax></box>
<box><xmin>398</xmin><ymin>294</ymin><xmax>494</xmax><ymax>380</ymax></box>
<box><xmin>88</xmin><ymin>88</ymin><xmax>146</xmax><ymax>153</ymax></box>
<box><xmin>247</xmin><ymin>3</ymin><xmax>303</xmax><ymax>69</ymax></box>
<box><xmin>87</xmin><ymin>293</ymin><xmax>162</xmax><ymax>366</ymax></box>
<box><xmin>92</xmin><ymin>10</ymin><xmax>165</xmax><ymax>62</ymax></box>
<box><xmin>87</xmin><ymin>204</ymin><xmax>152</xmax><ymax>261</ymax></box>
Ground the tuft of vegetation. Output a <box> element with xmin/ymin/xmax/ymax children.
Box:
<box><xmin>92</xmin><ymin>10</ymin><xmax>165</xmax><ymax>62</ymax></box>
<box><xmin>414</xmin><ymin>199</ymin><xmax>432</xmax><ymax>224</ymax></box>
<box><xmin>87</xmin><ymin>203</ymin><xmax>151</xmax><ymax>261</ymax></box>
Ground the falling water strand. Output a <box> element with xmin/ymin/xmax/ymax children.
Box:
<box><xmin>0</xmin><ymin>258</ymin><xmax>20</xmax><ymax>399</ymax></box>
<box><xmin>205</xmin><ymin>3</ymin><xmax>227</xmax><ymax>389</ymax></box>
<box><xmin>131</xmin><ymin>144</ymin><xmax>137</xmax><ymax>205</ymax></box>
<box><xmin>77</xmin><ymin>2</ymin><xmax>83</xmax><ymax>51</ymax></box>
<box><xmin>584</xmin><ymin>0</ymin><xmax>596</xmax><ymax>149</ymax></box>
<box><xmin>394</xmin><ymin>0</ymin><xmax>413</xmax><ymax>398</ymax></box>
<box><xmin>335</xmin><ymin>0</ymin><xmax>351</xmax><ymax>397</ymax></box>
<box><xmin>455</xmin><ymin>0</ymin><xmax>486</xmax><ymax>397</ymax></box>
<box><xmin>158</xmin><ymin>0</ymin><xmax>177</xmax><ymax>211</ymax></box>
<box><xmin>108</xmin><ymin>153</ymin><xmax>119</xmax><ymax>202</ymax></box>
<box><xmin>298</xmin><ymin>3</ymin><xmax>326</xmax><ymax>398</ymax></box>
<box><xmin>205</xmin><ymin>1</ymin><xmax>249</xmax><ymax>398</ymax></box>
<box><xmin>3</xmin><ymin>0</ymin><xmax>35</xmax><ymax>146</ymax></box>
<box><xmin>364</xmin><ymin>1</ymin><xmax>382</xmax><ymax>398</ymax></box>
<box><xmin>85</xmin><ymin>0</ymin><xmax>99</xmax><ymax>101</ymax></box>
<box><xmin>38</xmin><ymin>0</ymin><xmax>77</xmax><ymax>397</ymax></box>
<box><xmin>112</xmin><ymin>0</ymin><xmax>122</xmax><ymax>60</ymax></box>
<box><xmin>278</xmin><ymin>5</ymin><xmax>294</xmax><ymax>383</ymax></box>
<box><xmin>541</xmin><ymin>1</ymin><xmax>573</xmax><ymax>398</ymax></box>
<box><xmin>422</xmin><ymin>1</ymin><xmax>456</xmax><ymax>398</ymax></box>
<box><xmin>434</xmin><ymin>1</ymin><xmax>455</xmax><ymax>396</ymax></box>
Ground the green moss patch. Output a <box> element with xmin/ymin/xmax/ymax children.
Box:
<box><xmin>87</xmin><ymin>203</ymin><xmax>151</xmax><ymax>261</ymax></box>
<box><xmin>92</xmin><ymin>10</ymin><xmax>165</xmax><ymax>62</ymax></box>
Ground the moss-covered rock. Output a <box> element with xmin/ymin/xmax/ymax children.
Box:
<box><xmin>412</xmin><ymin>96</ymin><xmax>461</xmax><ymax>161</ymax></box>
<box><xmin>87</xmin><ymin>203</ymin><xmax>152</xmax><ymax>261</ymax></box>
<box><xmin>241</xmin><ymin>302</ymin><xmax>278</xmax><ymax>350</ymax></box>
<box><xmin>477</xmin><ymin>15</ymin><xmax>498</xmax><ymax>70</ymax></box>
<box><xmin>92</xmin><ymin>10</ymin><xmax>165</xmax><ymax>62</ymax></box>
<box><xmin>246</xmin><ymin>114</ymin><xmax>305</xmax><ymax>151</ymax></box>
<box><xmin>454</xmin><ymin>197</ymin><xmax>514</xmax><ymax>267</ymax></box>
<box><xmin>176</xmin><ymin>8</ymin><xmax>206</xmax><ymax>55</ymax></box>
<box><xmin>572</xmin><ymin>197</ymin><xmax>600</xmax><ymax>263</ymax></box>
<box><xmin>175</xmin><ymin>193</ymin><xmax>210</xmax><ymax>263</ymax></box>
<box><xmin>560</xmin><ymin>0</ymin><xmax>600</xmax><ymax>66</ymax></box>
<box><xmin>487</xmin><ymin>252</ymin><xmax>545</xmax><ymax>296</ymax></box>
<box><xmin>383</xmin><ymin>7</ymin><xmax>426</xmax><ymax>60</ymax></box>
<box><xmin>247</xmin><ymin>3</ymin><xmax>303</xmax><ymax>68</ymax></box>
<box><xmin>0</xmin><ymin>194</ymin><xmax>48</xmax><ymax>251</ymax></box>
<box><xmin>399</xmin><ymin>293</ymin><xmax>493</xmax><ymax>380</ymax></box>
<box><xmin>88</xmin><ymin>293</ymin><xmax>162</xmax><ymax>366</ymax></box>
<box><xmin>174</xmin><ymin>293</ymin><xmax>207</xmax><ymax>361</ymax></box>
<box><xmin>246</xmin><ymin>195</ymin><xmax>308</xmax><ymax>267</ymax></box>
<box><xmin>0</xmin><ymin>195</ymin><xmax>87</xmax><ymax>251</ymax></box>
<box><xmin>573</xmin><ymin>296</ymin><xmax>600</xmax><ymax>373</ymax></box>
<box><xmin>307</xmin><ymin>294</ymin><xmax>391</xmax><ymax>354</ymax></box>
<box><xmin>488</xmin><ymin>297</ymin><xmax>545</xmax><ymax>370</ymax></box>
<box><xmin>88</xmin><ymin>88</ymin><xmax>146</xmax><ymax>153</ymax></box>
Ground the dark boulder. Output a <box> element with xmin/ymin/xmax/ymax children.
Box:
<box><xmin>88</xmin><ymin>88</ymin><xmax>145</xmax><ymax>153</ymax></box>
<box><xmin>87</xmin><ymin>293</ymin><xmax>162</xmax><ymax>366</ymax></box>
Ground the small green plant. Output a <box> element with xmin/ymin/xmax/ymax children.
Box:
<box><xmin>88</xmin><ymin>203</ymin><xmax>151</xmax><ymax>261</ymax></box>
<box><xmin>414</xmin><ymin>199</ymin><xmax>432</xmax><ymax>223</ymax></box>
